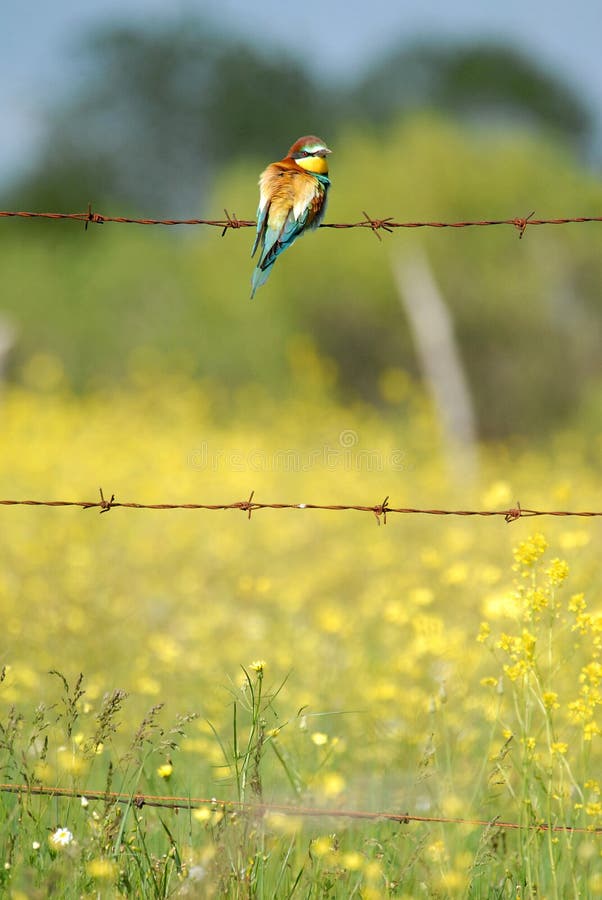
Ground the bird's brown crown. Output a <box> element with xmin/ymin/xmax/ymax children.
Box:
<box><xmin>286</xmin><ymin>136</ymin><xmax>331</xmax><ymax>175</ymax></box>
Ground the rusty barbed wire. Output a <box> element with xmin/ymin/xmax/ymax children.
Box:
<box><xmin>2</xmin><ymin>207</ymin><xmax>602</xmax><ymax>237</ymax></box>
<box><xmin>0</xmin><ymin>782</ymin><xmax>600</xmax><ymax>834</ymax></box>
<box><xmin>1</xmin><ymin>489</ymin><xmax>601</xmax><ymax>524</ymax></box>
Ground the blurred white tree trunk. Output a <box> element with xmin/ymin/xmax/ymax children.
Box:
<box><xmin>391</xmin><ymin>247</ymin><xmax>478</xmax><ymax>481</ymax></box>
<box><xmin>0</xmin><ymin>316</ymin><xmax>16</xmax><ymax>387</ymax></box>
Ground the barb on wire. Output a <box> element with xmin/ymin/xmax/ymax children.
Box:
<box><xmin>505</xmin><ymin>501</ymin><xmax>522</xmax><ymax>523</ymax></box>
<box><xmin>98</xmin><ymin>487</ymin><xmax>115</xmax><ymax>514</ymax></box>
<box><xmin>233</xmin><ymin>490</ymin><xmax>259</xmax><ymax>520</ymax></box>
<box><xmin>84</xmin><ymin>202</ymin><xmax>104</xmax><ymax>231</ymax></box>
<box><xmin>221</xmin><ymin>209</ymin><xmax>244</xmax><ymax>237</ymax></box>
<box><xmin>514</xmin><ymin>210</ymin><xmax>535</xmax><ymax>239</ymax></box>
<box><xmin>374</xmin><ymin>495</ymin><xmax>390</xmax><ymax>525</ymax></box>
<box><xmin>2</xmin><ymin>207</ymin><xmax>602</xmax><ymax>235</ymax></box>
<box><xmin>0</xmin><ymin>783</ymin><xmax>600</xmax><ymax>835</ymax></box>
<box><xmin>360</xmin><ymin>211</ymin><xmax>396</xmax><ymax>240</ymax></box>
<box><xmin>1</xmin><ymin>492</ymin><xmax>602</xmax><ymax>523</ymax></box>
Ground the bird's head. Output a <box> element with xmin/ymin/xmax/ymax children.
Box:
<box><xmin>287</xmin><ymin>135</ymin><xmax>331</xmax><ymax>175</ymax></box>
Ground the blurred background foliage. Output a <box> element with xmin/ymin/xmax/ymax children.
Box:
<box><xmin>1</xmin><ymin>15</ymin><xmax>601</xmax><ymax>439</ymax></box>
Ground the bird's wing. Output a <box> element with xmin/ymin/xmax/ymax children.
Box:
<box><xmin>251</xmin><ymin>194</ymin><xmax>269</xmax><ymax>258</ymax></box>
<box><xmin>255</xmin><ymin>164</ymin><xmax>325</xmax><ymax>271</ymax></box>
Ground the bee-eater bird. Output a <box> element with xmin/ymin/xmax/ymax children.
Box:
<box><xmin>251</xmin><ymin>135</ymin><xmax>331</xmax><ymax>298</ymax></box>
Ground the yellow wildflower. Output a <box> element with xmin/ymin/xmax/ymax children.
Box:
<box><xmin>569</xmin><ymin>593</ymin><xmax>586</xmax><ymax>613</ymax></box>
<box><xmin>498</xmin><ymin>633</ymin><xmax>518</xmax><ymax>655</ymax></box>
<box><xmin>322</xmin><ymin>772</ymin><xmax>345</xmax><ymax>797</ymax></box>
<box><xmin>477</xmin><ymin>622</ymin><xmax>491</xmax><ymax>643</ymax></box>
<box><xmin>504</xmin><ymin>662</ymin><xmax>528</xmax><ymax>681</ymax></box>
<box><xmin>521</xmin><ymin>630</ymin><xmax>536</xmax><ymax>659</ymax></box>
<box><xmin>193</xmin><ymin>808</ymin><xmax>212</xmax><ymax>822</ymax></box>
<box><xmin>583</xmin><ymin>721</ymin><xmax>601</xmax><ymax>741</ymax></box>
<box><xmin>426</xmin><ymin>840</ymin><xmax>448</xmax><ymax>864</ymax></box>
<box><xmin>87</xmin><ymin>858</ymin><xmax>118</xmax><ymax>879</ymax></box>
<box><xmin>525</xmin><ymin>587</ymin><xmax>549</xmax><ymax>614</ymax></box>
<box><xmin>550</xmin><ymin>742</ymin><xmax>568</xmax><ymax>755</ymax></box>
<box><xmin>249</xmin><ymin>660</ymin><xmax>265</xmax><ymax>673</ymax></box>
<box><xmin>542</xmin><ymin>692</ymin><xmax>560</xmax><ymax>710</ymax></box>
<box><xmin>364</xmin><ymin>860</ymin><xmax>383</xmax><ymax>882</ymax></box>
<box><xmin>546</xmin><ymin>558</ymin><xmax>569</xmax><ymax>586</ymax></box>
<box><xmin>312</xmin><ymin>836</ymin><xmax>334</xmax><ymax>857</ymax></box>
<box><xmin>513</xmin><ymin>533</ymin><xmax>547</xmax><ymax>569</ymax></box>
<box><xmin>581</xmin><ymin>661</ymin><xmax>602</xmax><ymax>686</ymax></box>
<box><xmin>342</xmin><ymin>851</ymin><xmax>364</xmax><ymax>871</ymax></box>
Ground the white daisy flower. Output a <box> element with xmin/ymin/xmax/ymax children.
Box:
<box><xmin>50</xmin><ymin>827</ymin><xmax>74</xmax><ymax>848</ymax></box>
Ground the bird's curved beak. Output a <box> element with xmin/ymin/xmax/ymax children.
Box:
<box><xmin>316</xmin><ymin>147</ymin><xmax>331</xmax><ymax>157</ymax></box>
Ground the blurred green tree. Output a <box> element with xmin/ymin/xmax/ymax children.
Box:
<box><xmin>4</xmin><ymin>116</ymin><xmax>602</xmax><ymax>437</ymax></box>
<box><xmin>350</xmin><ymin>40</ymin><xmax>591</xmax><ymax>146</ymax></box>
<box><xmin>12</xmin><ymin>22</ymin><xmax>592</xmax><ymax>216</ymax></box>
<box><xmin>13</xmin><ymin>19</ymin><xmax>329</xmax><ymax>214</ymax></box>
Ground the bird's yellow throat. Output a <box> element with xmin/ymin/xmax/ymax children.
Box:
<box><xmin>296</xmin><ymin>156</ymin><xmax>329</xmax><ymax>175</ymax></box>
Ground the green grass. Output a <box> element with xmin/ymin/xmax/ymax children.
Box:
<box><xmin>1</xmin><ymin>648</ymin><xmax>601</xmax><ymax>898</ymax></box>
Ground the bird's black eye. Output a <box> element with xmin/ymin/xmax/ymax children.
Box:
<box><xmin>291</xmin><ymin>149</ymin><xmax>316</xmax><ymax>160</ymax></box>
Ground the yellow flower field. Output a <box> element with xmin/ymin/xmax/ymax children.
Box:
<box><xmin>1</xmin><ymin>352</ymin><xmax>601</xmax><ymax>895</ymax></box>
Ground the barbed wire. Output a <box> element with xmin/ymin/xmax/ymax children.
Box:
<box><xmin>0</xmin><ymin>782</ymin><xmax>599</xmax><ymax>834</ymax></box>
<box><xmin>1</xmin><ymin>490</ymin><xmax>601</xmax><ymax>524</ymax></box>
<box><xmin>2</xmin><ymin>207</ymin><xmax>602</xmax><ymax>239</ymax></box>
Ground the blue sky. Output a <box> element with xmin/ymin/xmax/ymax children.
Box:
<box><xmin>2</xmin><ymin>0</ymin><xmax>601</xmax><ymax>187</ymax></box>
